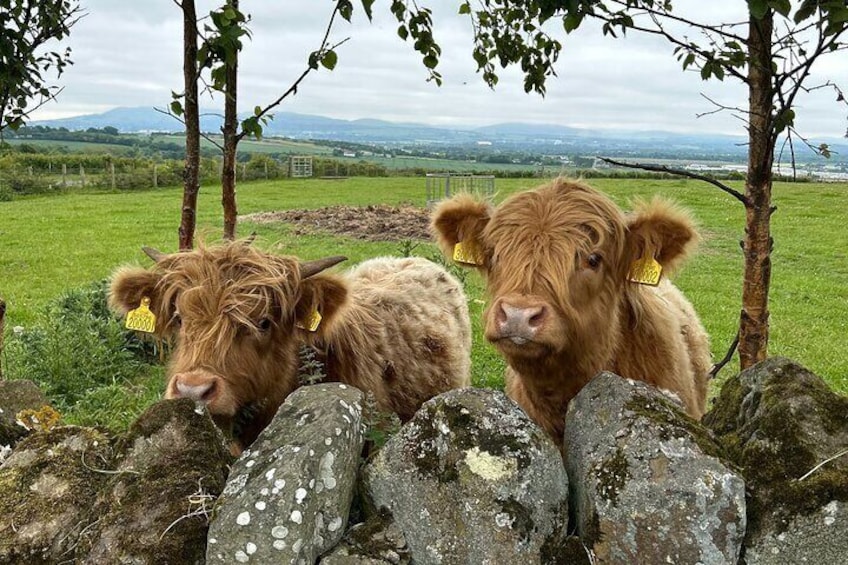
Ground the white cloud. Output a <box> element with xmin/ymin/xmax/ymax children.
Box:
<box><xmin>27</xmin><ymin>0</ymin><xmax>846</xmax><ymax>138</ymax></box>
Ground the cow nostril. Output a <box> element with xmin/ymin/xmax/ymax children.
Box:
<box><xmin>528</xmin><ymin>307</ymin><xmax>547</xmax><ymax>328</ymax></box>
<box><xmin>201</xmin><ymin>380</ymin><xmax>217</xmax><ymax>402</ymax></box>
<box><xmin>496</xmin><ymin>302</ymin><xmax>508</xmax><ymax>325</ymax></box>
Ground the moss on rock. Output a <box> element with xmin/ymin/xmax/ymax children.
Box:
<box><xmin>75</xmin><ymin>398</ymin><xmax>233</xmax><ymax>564</ymax></box>
<box><xmin>0</xmin><ymin>426</ymin><xmax>115</xmax><ymax>564</ymax></box>
<box><xmin>703</xmin><ymin>357</ymin><xmax>848</xmax><ymax>542</ymax></box>
<box><xmin>595</xmin><ymin>447</ymin><xmax>631</xmax><ymax>506</ymax></box>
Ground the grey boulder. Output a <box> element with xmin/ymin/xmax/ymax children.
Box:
<box><xmin>362</xmin><ymin>387</ymin><xmax>569</xmax><ymax>565</ymax></box>
<box><xmin>565</xmin><ymin>372</ymin><xmax>746</xmax><ymax>565</ymax></box>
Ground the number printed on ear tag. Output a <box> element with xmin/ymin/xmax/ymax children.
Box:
<box><xmin>453</xmin><ymin>241</ymin><xmax>484</xmax><ymax>266</ymax></box>
<box><xmin>126</xmin><ymin>297</ymin><xmax>157</xmax><ymax>333</ymax></box>
<box><xmin>627</xmin><ymin>248</ymin><xmax>663</xmax><ymax>286</ymax></box>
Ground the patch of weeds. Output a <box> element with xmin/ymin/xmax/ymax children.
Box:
<box><xmin>4</xmin><ymin>280</ymin><xmax>163</xmax><ymax>430</ymax></box>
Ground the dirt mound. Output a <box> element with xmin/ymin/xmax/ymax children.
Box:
<box><xmin>243</xmin><ymin>205</ymin><xmax>433</xmax><ymax>242</ymax></box>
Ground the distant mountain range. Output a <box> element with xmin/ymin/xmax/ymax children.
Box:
<box><xmin>31</xmin><ymin>106</ymin><xmax>846</xmax><ymax>161</ymax></box>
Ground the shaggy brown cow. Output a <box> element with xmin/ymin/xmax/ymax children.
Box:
<box><xmin>109</xmin><ymin>241</ymin><xmax>471</xmax><ymax>451</ymax></box>
<box><xmin>432</xmin><ymin>178</ymin><xmax>711</xmax><ymax>443</ymax></box>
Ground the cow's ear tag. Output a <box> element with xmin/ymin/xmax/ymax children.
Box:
<box><xmin>628</xmin><ymin>246</ymin><xmax>663</xmax><ymax>286</ymax></box>
<box><xmin>125</xmin><ymin>297</ymin><xmax>157</xmax><ymax>333</ymax></box>
<box><xmin>453</xmin><ymin>241</ymin><xmax>484</xmax><ymax>266</ymax></box>
<box><xmin>297</xmin><ymin>308</ymin><xmax>322</xmax><ymax>332</ymax></box>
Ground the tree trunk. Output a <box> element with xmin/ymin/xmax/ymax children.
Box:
<box><xmin>739</xmin><ymin>10</ymin><xmax>775</xmax><ymax>369</ymax></box>
<box><xmin>221</xmin><ymin>2</ymin><xmax>239</xmax><ymax>242</ymax></box>
<box><xmin>179</xmin><ymin>0</ymin><xmax>201</xmax><ymax>251</ymax></box>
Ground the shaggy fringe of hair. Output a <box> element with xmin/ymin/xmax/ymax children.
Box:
<box><xmin>153</xmin><ymin>241</ymin><xmax>301</xmax><ymax>365</ymax></box>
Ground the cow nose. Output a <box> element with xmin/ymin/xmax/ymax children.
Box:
<box><xmin>496</xmin><ymin>300</ymin><xmax>548</xmax><ymax>341</ymax></box>
<box><xmin>169</xmin><ymin>373</ymin><xmax>218</xmax><ymax>403</ymax></box>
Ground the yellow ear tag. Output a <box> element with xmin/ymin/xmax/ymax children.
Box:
<box><xmin>125</xmin><ymin>297</ymin><xmax>157</xmax><ymax>333</ymax></box>
<box><xmin>628</xmin><ymin>247</ymin><xmax>663</xmax><ymax>286</ymax></box>
<box><xmin>453</xmin><ymin>241</ymin><xmax>484</xmax><ymax>266</ymax></box>
<box><xmin>297</xmin><ymin>309</ymin><xmax>322</xmax><ymax>332</ymax></box>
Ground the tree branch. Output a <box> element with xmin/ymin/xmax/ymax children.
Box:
<box><xmin>235</xmin><ymin>4</ymin><xmax>349</xmax><ymax>142</ymax></box>
<box><xmin>153</xmin><ymin>106</ymin><xmax>224</xmax><ymax>151</ymax></box>
<box><xmin>709</xmin><ymin>329</ymin><xmax>739</xmax><ymax>379</ymax></box>
<box><xmin>598</xmin><ymin>157</ymin><xmax>749</xmax><ymax>205</ymax></box>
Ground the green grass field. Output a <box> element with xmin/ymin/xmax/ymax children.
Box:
<box><xmin>1</xmin><ymin>176</ymin><xmax>846</xmax><ymax>397</ymax></box>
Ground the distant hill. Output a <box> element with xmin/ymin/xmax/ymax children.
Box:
<box><xmin>30</xmin><ymin>106</ymin><xmax>846</xmax><ymax>161</ymax></box>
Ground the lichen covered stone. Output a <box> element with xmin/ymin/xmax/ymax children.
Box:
<box><xmin>0</xmin><ymin>425</ymin><xmax>114</xmax><ymax>564</ymax></box>
<box><xmin>565</xmin><ymin>372</ymin><xmax>745</xmax><ymax>564</ymax></box>
<box><xmin>75</xmin><ymin>398</ymin><xmax>233</xmax><ymax>564</ymax></box>
<box><xmin>0</xmin><ymin>379</ymin><xmax>50</xmax><ymax>448</ymax></box>
<box><xmin>703</xmin><ymin>357</ymin><xmax>848</xmax><ymax>564</ymax></box>
<box><xmin>362</xmin><ymin>388</ymin><xmax>568</xmax><ymax>565</ymax></box>
<box><xmin>207</xmin><ymin>383</ymin><xmax>365</xmax><ymax>565</ymax></box>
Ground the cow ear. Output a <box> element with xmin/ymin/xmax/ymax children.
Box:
<box><xmin>430</xmin><ymin>193</ymin><xmax>492</xmax><ymax>268</ymax></box>
<box><xmin>295</xmin><ymin>274</ymin><xmax>349</xmax><ymax>338</ymax></box>
<box><xmin>109</xmin><ymin>266</ymin><xmax>162</xmax><ymax>314</ymax></box>
<box><xmin>109</xmin><ymin>266</ymin><xmax>173</xmax><ymax>335</ymax></box>
<box><xmin>625</xmin><ymin>198</ymin><xmax>699</xmax><ymax>276</ymax></box>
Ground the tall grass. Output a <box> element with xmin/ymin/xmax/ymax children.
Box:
<box><xmin>1</xmin><ymin>176</ymin><xmax>846</xmax><ymax>412</ymax></box>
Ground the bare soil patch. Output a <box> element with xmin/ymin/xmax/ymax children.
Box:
<box><xmin>243</xmin><ymin>204</ymin><xmax>432</xmax><ymax>242</ymax></box>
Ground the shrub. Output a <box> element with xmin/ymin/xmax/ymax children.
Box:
<box><xmin>4</xmin><ymin>280</ymin><xmax>161</xmax><ymax>413</ymax></box>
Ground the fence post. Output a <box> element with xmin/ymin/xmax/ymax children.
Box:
<box><xmin>264</xmin><ymin>161</ymin><xmax>268</xmax><ymax>179</ymax></box>
<box><xmin>80</xmin><ymin>165</ymin><xmax>86</xmax><ymax>187</ymax></box>
<box><xmin>110</xmin><ymin>163</ymin><xmax>116</xmax><ymax>190</ymax></box>
<box><xmin>28</xmin><ymin>166</ymin><xmax>33</xmax><ymax>176</ymax></box>
<box><xmin>153</xmin><ymin>164</ymin><xmax>158</xmax><ymax>189</ymax></box>
<box><xmin>62</xmin><ymin>164</ymin><xmax>67</xmax><ymax>188</ymax></box>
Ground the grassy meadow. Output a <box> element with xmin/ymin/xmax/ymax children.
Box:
<box><xmin>1</xmin><ymin>176</ymin><xmax>846</xmax><ymax>425</ymax></box>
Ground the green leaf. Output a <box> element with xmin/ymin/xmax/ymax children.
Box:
<box><xmin>170</xmin><ymin>101</ymin><xmax>183</xmax><ymax>117</ymax></box>
<box><xmin>254</xmin><ymin>106</ymin><xmax>262</xmax><ymax>116</ymax></box>
<box><xmin>321</xmin><ymin>50</ymin><xmax>338</xmax><ymax>70</ymax></box>
<box><xmin>423</xmin><ymin>54</ymin><xmax>438</xmax><ymax>69</ymax></box>
<box><xmin>563</xmin><ymin>12</ymin><xmax>583</xmax><ymax>33</ymax></box>
<box><xmin>749</xmin><ymin>0</ymin><xmax>769</xmax><ymax>19</ymax></box>
<box><xmin>361</xmin><ymin>0</ymin><xmax>375</xmax><ymax>20</ymax></box>
<box><xmin>774</xmin><ymin>107</ymin><xmax>795</xmax><ymax>133</ymax></box>
<box><xmin>768</xmin><ymin>0</ymin><xmax>791</xmax><ymax>17</ymax></box>
<box><xmin>397</xmin><ymin>25</ymin><xmax>409</xmax><ymax>40</ymax></box>
<box><xmin>459</xmin><ymin>3</ymin><xmax>471</xmax><ymax>15</ymax></box>
<box><xmin>793</xmin><ymin>0</ymin><xmax>817</xmax><ymax>23</ymax></box>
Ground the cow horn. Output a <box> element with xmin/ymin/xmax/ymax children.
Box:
<box><xmin>300</xmin><ymin>256</ymin><xmax>347</xmax><ymax>279</ymax></box>
<box><xmin>243</xmin><ymin>232</ymin><xmax>258</xmax><ymax>246</ymax></box>
<box><xmin>142</xmin><ymin>246</ymin><xmax>168</xmax><ymax>263</ymax></box>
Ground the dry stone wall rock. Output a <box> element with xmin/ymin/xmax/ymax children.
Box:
<box><xmin>0</xmin><ymin>426</ymin><xmax>114</xmax><ymax>564</ymax></box>
<box><xmin>208</xmin><ymin>383</ymin><xmax>365</xmax><ymax>565</ymax></box>
<box><xmin>76</xmin><ymin>398</ymin><xmax>232</xmax><ymax>564</ymax></box>
<box><xmin>703</xmin><ymin>357</ymin><xmax>848</xmax><ymax>564</ymax></box>
<box><xmin>363</xmin><ymin>388</ymin><xmax>569</xmax><ymax>565</ymax></box>
<box><xmin>564</xmin><ymin>372</ymin><xmax>746</xmax><ymax>565</ymax></box>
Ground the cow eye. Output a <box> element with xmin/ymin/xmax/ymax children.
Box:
<box><xmin>171</xmin><ymin>312</ymin><xmax>182</xmax><ymax>327</ymax></box>
<box><xmin>257</xmin><ymin>318</ymin><xmax>273</xmax><ymax>332</ymax></box>
<box><xmin>587</xmin><ymin>253</ymin><xmax>602</xmax><ymax>269</ymax></box>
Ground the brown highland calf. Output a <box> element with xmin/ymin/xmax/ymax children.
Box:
<box><xmin>432</xmin><ymin>178</ymin><xmax>711</xmax><ymax>443</ymax></box>
<box><xmin>110</xmin><ymin>242</ymin><xmax>471</xmax><ymax>451</ymax></box>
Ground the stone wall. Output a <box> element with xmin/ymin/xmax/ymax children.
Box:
<box><xmin>1</xmin><ymin>357</ymin><xmax>845</xmax><ymax>564</ymax></box>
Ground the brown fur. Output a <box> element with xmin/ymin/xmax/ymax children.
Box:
<box><xmin>110</xmin><ymin>242</ymin><xmax>471</xmax><ymax>449</ymax></box>
<box><xmin>431</xmin><ymin>178</ymin><xmax>711</xmax><ymax>443</ymax></box>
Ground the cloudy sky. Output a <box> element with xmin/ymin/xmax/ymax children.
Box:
<box><xmin>29</xmin><ymin>0</ymin><xmax>847</xmax><ymax>138</ymax></box>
